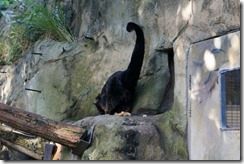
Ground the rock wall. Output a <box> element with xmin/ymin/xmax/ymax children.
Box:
<box><xmin>64</xmin><ymin>103</ymin><xmax>188</xmax><ymax>160</ymax></box>
<box><xmin>0</xmin><ymin>0</ymin><xmax>240</xmax><ymax>160</ymax></box>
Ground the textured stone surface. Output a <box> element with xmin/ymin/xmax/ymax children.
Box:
<box><xmin>0</xmin><ymin>29</ymin><xmax>171</xmax><ymax>121</ymax></box>
<box><xmin>63</xmin><ymin>112</ymin><xmax>188</xmax><ymax>160</ymax></box>
<box><xmin>79</xmin><ymin>115</ymin><xmax>164</xmax><ymax>160</ymax></box>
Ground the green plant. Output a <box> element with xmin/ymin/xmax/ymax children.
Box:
<box><xmin>17</xmin><ymin>1</ymin><xmax>75</xmax><ymax>42</ymax></box>
<box><xmin>0</xmin><ymin>0</ymin><xmax>75</xmax><ymax>64</ymax></box>
<box><xmin>0</xmin><ymin>0</ymin><xmax>16</xmax><ymax>7</ymax></box>
<box><xmin>0</xmin><ymin>23</ymin><xmax>24</xmax><ymax>64</ymax></box>
<box><xmin>0</xmin><ymin>0</ymin><xmax>17</xmax><ymax>18</ymax></box>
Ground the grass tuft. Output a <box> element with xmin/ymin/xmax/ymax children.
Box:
<box><xmin>0</xmin><ymin>1</ymin><xmax>75</xmax><ymax>64</ymax></box>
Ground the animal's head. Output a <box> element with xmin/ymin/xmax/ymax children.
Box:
<box><xmin>94</xmin><ymin>93</ymin><xmax>112</xmax><ymax>114</ymax></box>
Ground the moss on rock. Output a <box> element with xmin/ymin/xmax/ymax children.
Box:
<box><xmin>152</xmin><ymin>99</ymin><xmax>188</xmax><ymax>160</ymax></box>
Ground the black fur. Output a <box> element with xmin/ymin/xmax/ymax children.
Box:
<box><xmin>95</xmin><ymin>22</ymin><xmax>145</xmax><ymax>114</ymax></box>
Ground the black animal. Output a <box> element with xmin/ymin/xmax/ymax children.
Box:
<box><xmin>94</xmin><ymin>22</ymin><xmax>145</xmax><ymax>115</ymax></box>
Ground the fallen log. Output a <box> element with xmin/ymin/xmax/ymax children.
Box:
<box><xmin>0</xmin><ymin>125</ymin><xmax>48</xmax><ymax>159</ymax></box>
<box><xmin>0</xmin><ymin>103</ymin><xmax>87</xmax><ymax>148</ymax></box>
<box><xmin>1</xmin><ymin>139</ymin><xmax>40</xmax><ymax>159</ymax></box>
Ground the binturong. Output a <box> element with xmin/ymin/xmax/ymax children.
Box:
<box><xmin>94</xmin><ymin>22</ymin><xmax>145</xmax><ymax>115</ymax></box>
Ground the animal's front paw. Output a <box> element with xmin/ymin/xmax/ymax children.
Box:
<box><xmin>114</xmin><ymin>111</ymin><xmax>131</xmax><ymax>116</ymax></box>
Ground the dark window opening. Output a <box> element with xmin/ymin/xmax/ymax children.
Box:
<box><xmin>220</xmin><ymin>68</ymin><xmax>240</xmax><ymax>130</ymax></box>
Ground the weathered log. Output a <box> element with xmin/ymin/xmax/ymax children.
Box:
<box><xmin>0</xmin><ymin>125</ymin><xmax>47</xmax><ymax>159</ymax></box>
<box><xmin>0</xmin><ymin>103</ymin><xmax>87</xmax><ymax>148</ymax></box>
<box><xmin>1</xmin><ymin>139</ymin><xmax>40</xmax><ymax>159</ymax></box>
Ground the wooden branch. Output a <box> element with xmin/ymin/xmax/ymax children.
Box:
<box><xmin>0</xmin><ymin>125</ymin><xmax>47</xmax><ymax>159</ymax></box>
<box><xmin>0</xmin><ymin>103</ymin><xmax>87</xmax><ymax>148</ymax></box>
<box><xmin>1</xmin><ymin>139</ymin><xmax>43</xmax><ymax>160</ymax></box>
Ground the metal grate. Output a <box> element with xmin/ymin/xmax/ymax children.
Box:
<box><xmin>224</xmin><ymin>69</ymin><xmax>240</xmax><ymax>129</ymax></box>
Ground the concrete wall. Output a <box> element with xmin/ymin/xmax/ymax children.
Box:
<box><xmin>187</xmin><ymin>31</ymin><xmax>240</xmax><ymax>160</ymax></box>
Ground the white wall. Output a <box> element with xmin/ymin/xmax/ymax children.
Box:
<box><xmin>187</xmin><ymin>31</ymin><xmax>240</xmax><ymax>160</ymax></box>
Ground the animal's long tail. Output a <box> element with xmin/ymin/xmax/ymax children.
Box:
<box><xmin>125</xmin><ymin>22</ymin><xmax>145</xmax><ymax>89</ymax></box>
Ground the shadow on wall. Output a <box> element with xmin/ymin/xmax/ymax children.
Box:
<box><xmin>131</xmin><ymin>47</ymin><xmax>175</xmax><ymax>115</ymax></box>
<box><xmin>160</xmin><ymin>48</ymin><xmax>175</xmax><ymax>113</ymax></box>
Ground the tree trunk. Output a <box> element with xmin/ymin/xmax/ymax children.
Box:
<box><xmin>0</xmin><ymin>103</ymin><xmax>87</xmax><ymax>148</ymax></box>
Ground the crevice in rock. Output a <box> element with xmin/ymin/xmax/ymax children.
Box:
<box><xmin>159</xmin><ymin>48</ymin><xmax>175</xmax><ymax>113</ymax></box>
<box><xmin>172</xmin><ymin>0</ymin><xmax>193</xmax><ymax>44</ymax></box>
<box><xmin>123</xmin><ymin>130</ymin><xmax>139</xmax><ymax>160</ymax></box>
<box><xmin>172</xmin><ymin>21</ymin><xmax>189</xmax><ymax>43</ymax></box>
<box><xmin>152</xmin><ymin>124</ymin><xmax>166</xmax><ymax>159</ymax></box>
<box><xmin>143</xmin><ymin>65</ymin><xmax>163</xmax><ymax>77</ymax></box>
<box><xmin>61</xmin><ymin>99</ymin><xmax>80</xmax><ymax>121</ymax></box>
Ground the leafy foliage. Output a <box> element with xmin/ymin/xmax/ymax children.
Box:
<box><xmin>0</xmin><ymin>0</ymin><xmax>75</xmax><ymax>64</ymax></box>
<box><xmin>17</xmin><ymin>1</ymin><xmax>75</xmax><ymax>42</ymax></box>
<box><xmin>0</xmin><ymin>0</ymin><xmax>16</xmax><ymax>18</ymax></box>
<box><xmin>0</xmin><ymin>0</ymin><xmax>16</xmax><ymax>9</ymax></box>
